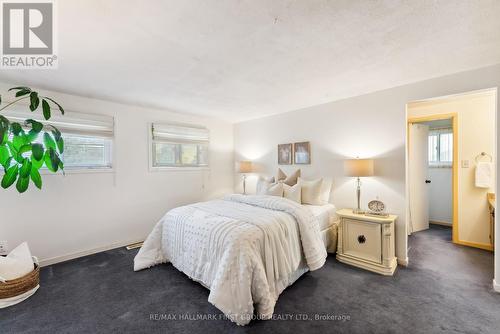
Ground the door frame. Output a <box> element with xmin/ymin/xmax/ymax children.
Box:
<box><xmin>407</xmin><ymin>113</ymin><xmax>459</xmax><ymax>244</ymax></box>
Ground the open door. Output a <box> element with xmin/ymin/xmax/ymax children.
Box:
<box><xmin>409</xmin><ymin>123</ymin><xmax>430</xmax><ymax>233</ymax></box>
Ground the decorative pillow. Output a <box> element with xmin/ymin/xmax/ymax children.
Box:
<box><xmin>265</xmin><ymin>182</ymin><xmax>284</xmax><ymax>197</ymax></box>
<box><xmin>276</xmin><ymin>168</ymin><xmax>301</xmax><ymax>186</ymax></box>
<box><xmin>277</xmin><ymin>168</ymin><xmax>287</xmax><ymax>182</ymax></box>
<box><xmin>298</xmin><ymin>177</ymin><xmax>323</xmax><ymax>205</ymax></box>
<box><xmin>283</xmin><ymin>169</ymin><xmax>301</xmax><ymax>186</ymax></box>
<box><xmin>283</xmin><ymin>183</ymin><xmax>301</xmax><ymax>204</ymax></box>
<box><xmin>256</xmin><ymin>176</ymin><xmax>275</xmax><ymax>195</ymax></box>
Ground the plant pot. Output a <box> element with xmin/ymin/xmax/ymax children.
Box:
<box><xmin>0</xmin><ymin>256</ymin><xmax>40</xmax><ymax>308</ymax></box>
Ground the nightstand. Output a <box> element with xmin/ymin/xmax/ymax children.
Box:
<box><xmin>336</xmin><ymin>209</ymin><xmax>397</xmax><ymax>276</ymax></box>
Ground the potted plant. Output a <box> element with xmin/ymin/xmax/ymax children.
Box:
<box><xmin>0</xmin><ymin>86</ymin><xmax>65</xmax><ymax>308</ymax></box>
<box><xmin>0</xmin><ymin>86</ymin><xmax>65</xmax><ymax>193</ymax></box>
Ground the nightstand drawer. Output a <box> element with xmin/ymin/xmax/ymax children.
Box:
<box><xmin>343</xmin><ymin>218</ymin><xmax>382</xmax><ymax>264</ymax></box>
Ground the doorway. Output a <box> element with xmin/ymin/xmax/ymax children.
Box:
<box><xmin>406</xmin><ymin>89</ymin><xmax>496</xmax><ymax>252</ymax></box>
<box><xmin>408</xmin><ymin>115</ymin><xmax>457</xmax><ymax>240</ymax></box>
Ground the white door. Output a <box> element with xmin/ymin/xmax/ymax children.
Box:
<box><xmin>409</xmin><ymin>123</ymin><xmax>430</xmax><ymax>233</ymax></box>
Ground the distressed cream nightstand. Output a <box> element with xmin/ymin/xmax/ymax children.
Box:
<box><xmin>336</xmin><ymin>209</ymin><xmax>397</xmax><ymax>276</ymax></box>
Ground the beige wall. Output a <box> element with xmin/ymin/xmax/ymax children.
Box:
<box><xmin>408</xmin><ymin>90</ymin><xmax>496</xmax><ymax>247</ymax></box>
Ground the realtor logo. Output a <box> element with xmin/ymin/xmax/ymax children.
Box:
<box><xmin>1</xmin><ymin>0</ymin><xmax>57</xmax><ymax>68</ymax></box>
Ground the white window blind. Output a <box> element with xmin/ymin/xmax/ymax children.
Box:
<box><xmin>151</xmin><ymin>123</ymin><xmax>209</xmax><ymax>168</ymax></box>
<box><xmin>428</xmin><ymin>128</ymin><xmax>453</xmax><ymax>167</ymax></box>
<box><xmin>5</xmin><ymin>107</ymin><xmax>114</xmax><ymax>169</ymax></box>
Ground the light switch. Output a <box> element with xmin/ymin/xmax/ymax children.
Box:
<box><xmin>461</xmin><ymin>160</ymin><xmax>470</xmax><ymax>168</ymax></box>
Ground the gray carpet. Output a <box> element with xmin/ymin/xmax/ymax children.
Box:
<box><xmin>1</xmin><ymin>225</ymin><xmax>499</xmax><ymax>333</ymax></box>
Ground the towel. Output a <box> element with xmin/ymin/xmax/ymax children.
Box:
<box><xmin>475</xmin><ymin>162</ymin><xmax>493</xmax><ymax>188</ymax></box>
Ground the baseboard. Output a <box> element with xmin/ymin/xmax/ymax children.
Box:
<box><xmin>455</xmin><ymin>239</ymin><xmax>494</xmax><ymax>252</ymax></box>
<box><xmin>39</xmin><ymin>239</ymin><xmax>144</xmax><ymax>267</ymax></box>
<box><xmin>397</xmin><ymin>257</ymin><xmax>409</xmax><ymax>266</ymax></box>
<box><xmin>493</xmin><ymin>279</ymin><xmax>500</xmax><ymax>293</ymax></box>
<box><xmin>429</xmin><ymin>220</ymin><xmax>452</xmax><ymax>227</ymax></box>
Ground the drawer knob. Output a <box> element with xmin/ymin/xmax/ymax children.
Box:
<box><xmin>357</xmin><ymin>235</ymin><xmax>366</xmax><ymax>244</ymax></box>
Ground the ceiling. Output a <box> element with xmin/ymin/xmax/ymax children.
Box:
<box><xmin>1</xmin><ymin>0</ymin><xmax>499</xmax><ymax>123</ymax></box>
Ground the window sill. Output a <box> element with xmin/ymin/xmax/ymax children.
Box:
<box><xmin>429</xmin><ymin>165</ymin><xmax>452</xmax><ymax>169</ymax></box>
<box><xmin>40</xmin><ymin>167</ymin><xmax>115</xmax><ymax>175</ymax></box>
<box><xmin>149</xmin><ymin>166</ymin><xmax>210</xmax><ymax>172</ymax></box>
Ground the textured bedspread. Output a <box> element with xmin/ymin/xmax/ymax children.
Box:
<box><xmin>134</xmin><ymin>194</ymin><xmax>327</xmax><ymax>325</ymax></box>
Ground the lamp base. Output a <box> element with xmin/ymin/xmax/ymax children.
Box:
<box><xmin>352</xmin><ymin>208</ymin><xmax>365</xmax><ymax>215</ymax></box>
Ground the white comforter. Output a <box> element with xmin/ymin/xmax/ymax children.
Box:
<box><xmin>134</xmin><ymin>194</ymin><xmax>327</xmax><ymax>325</ymax></box>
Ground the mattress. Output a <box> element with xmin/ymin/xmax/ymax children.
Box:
<box><xmin>305</xmin><ymin>203</ymin><xmax>338</xmax><ymax>230</ymax></box>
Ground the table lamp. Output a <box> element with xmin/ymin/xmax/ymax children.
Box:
<box><xmin>344</xmin><ymin>159</ymin><xmax>374</xmax><ymax>214</ymax></box>
<box><xmin>237</xmin><ymin>161</ymin><xmax>253</xmax><ymax>195</ymax></box>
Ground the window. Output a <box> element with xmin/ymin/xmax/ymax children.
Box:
<box><xmin>151</xmin><ymin>123</ymin><xmax>209</xmax><ymax>168</ymax></box>
<box><xmin>62</xmin><ymin>134</ymin><xmax>112</xmax><ymax>168</ymax></box>
<box><xmin>7</xmin><ymin>108</ymin><xmax>114</xmax><ymax>170</ymax></box>
<box><xmin>428</xmin><ymin>128</ymin><xmax>453</xmax><ymax>167</ymax></box>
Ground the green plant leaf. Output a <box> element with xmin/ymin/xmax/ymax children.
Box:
<box><xmin>15</xmin><ymin>89</ymin><xmax>31</xmax><ymax>98</ymax></box>
<box><xmin>11</xmin><ymin>122</ymin><xmax>23</xmax><ymax>136</ymax></box>
<box><xmin>8</xmin><ymin>86</ymin><xmax>31</xmax><ymax>92</ymax></box>
<box><xmin>43</xmin><ymin>132</ymin><xmax>56</xmax><ymax>150</ymax></box>
<box><xmin>44</xmin><ymin>148</ymin><xmax>59</xmax><ymax>172</ymax></box>
<box><xmin>6</xmin><ymin>142</ymin><xmax>23</xmax><ymax>163</ymax></box>
<box><xmin>13</xmin><ymin>134</ymin><xmax>27</xmax><ymax>150</ymax></box>
<box><xmin>29</xmin><ymin>92</ymin><xmax>39</xmax><ymax>111</ymax></box>
<box><xmin>30</xmin><ymin>168</ymin><xmax>42</xmax><ymax>189</ymax></box>
<box><xmin>19</xmin><ymin>159</ymin><xmax>31</xmax><ymax>177</ymax></box>
<box><xmin>0</xmin><ymin>115</ymin><xmax>9</xmax><ymax>127</ymax></box>
<box><xmin>25</xmin><ymin>119</ymin><xmax>43</xmax><ymax>133</ymax></box>
<box><xmin>49</xmin><ymin>125</ymin><xmax>61</xmax><ymax>140</ymax></box>
<box><xmin>0</xmin><ymin>129</ymin><xmax>5</xmax><ymax>146</ymax></box>
<box><xmin>41</xmin><ymin>99</ymin><xmax>51</xmax><ymax>120</ymax></box>
<box><xmin>0</xmin><ymin>116</ymin><xmax>9</xmax><ymax>145</ymax></box>
<box><xmin>0</xmin><ymin>146</ymin><xmax>9</xmax><ymax>166</ymax></box>
<box><xmin>2</xmin><ymin>157</ymin><xmax>12</xmax><ymax>169</ymax></box>
<box><xmin>32</xmin><ymin>156</ymin><xmax>43</xmax><ymax>169</ymax></box>
<box><xmin>16</xmin><ymin>175</ymin><xmax>29</xmax><ymax>193</ymax></box>
<box><xmin>1</xmin><ymin>165</ymin><xmax>18</xmax><ymax>189</ymax></box>
<box><xmin>44</xmin><ymin>97</ymin><xmax>64</xmax><ymax>115</ymax></box>
<box><xmin>56</xmin><ymin>137</ymin><xmax>64</xmax><ymax>154</ymax></box>
<box><xmin>32</xmin><ymin>143</ymin><xmax>44</xmax><ymax>161</ymax></box>
<box><xmin>18</xmin><ymin>144</ymin><xmax>32</xmax><ymax>156</ymax></box>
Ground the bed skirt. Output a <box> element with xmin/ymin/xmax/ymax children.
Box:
<box><xmin>320</xmin><ymin>219</ymin><xmax>339</xmax><ymax>253</ymax></box>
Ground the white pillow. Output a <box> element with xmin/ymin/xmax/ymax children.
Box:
<box><xmin>256</xmin><ymin>176</ymin><xmax>275</xmax><ymax>195</ymax></box>
<box><xmin>320</xmin><ymin>178</ymin><xmax>333</xmax><ymax>204</ymax></box>
<box><xmin>265</xmin><ymin>182</ymin><xmax>284</xmax><ymax>197</ymax></box>
<box><xmin>0</xmin><ymin>242</ymin><xmax>35</xmax><ymax>281</ymax></box>
<box><xmin>298</xmin><ymin>177</ymin><xmax>323</xmax><ymax>205</ymax></box>
<box><xmin>283</xmin><ymin>183</ymin><xmax>301</xmax><ymax>204</ymax></box>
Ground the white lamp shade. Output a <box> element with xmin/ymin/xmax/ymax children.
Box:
<box><xmin>237</xmin><ymin>161</ymin><xmax>253</xmax><ymax>173</ymax></box>
<box><xmin>344</xmin><ymin>159</ymin><xmax>374</xmax><ymax>177</ymax></box>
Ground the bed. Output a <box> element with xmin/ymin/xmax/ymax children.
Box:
<box><xmin>306</xmin><ymin>203</ymin><xmax>339</xmax><ymax>253</ymax></box>
<box><xmin>134</xmin><ymin>194</ymin><xmax>339</xmax><ymax>325</ymax></box>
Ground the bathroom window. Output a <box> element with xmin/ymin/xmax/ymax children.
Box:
<box><xmin>428</xmin><ymin>128</ymin><xmax>453</xmax><ymax>167</ymax></box>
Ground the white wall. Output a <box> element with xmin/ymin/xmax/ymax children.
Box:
<box><xmin>0</xmin><ymin>83</ymin><xmax>234</xmax><ymax>265</ymax></box>
<box><xmin>234</xmin><ymin>64</ymin><xmax>500</xmax><ymax>277</ymax></box>
<box><xmin>428</xmin><ymin>167</ymin><xmax>453</xmax><ymax>224</ymax></box>
<box><xmin>408</xmin><ymin>90</ymin><xmax>496</xmax><ymax>247</ymax></box>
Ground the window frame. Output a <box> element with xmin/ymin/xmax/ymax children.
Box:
<box><xmin>148</xmin><ymin>123</ymin><xmax>210</xmax><ymax>172</ymax></box>
<box><xmin>3</xmin><ymin>104</ymin><xmax>115</xmax><ymax>174</ymax></box>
